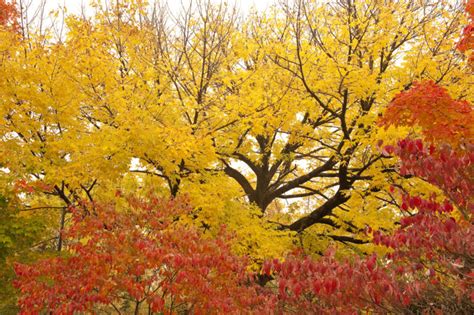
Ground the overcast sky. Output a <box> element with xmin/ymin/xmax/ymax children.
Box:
<box><xmin>38</xmin><ymin>0</ymin><xmax>272</xmax><ymax>16</ymax></box>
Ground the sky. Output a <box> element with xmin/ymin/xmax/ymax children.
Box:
<box><xmin>37</xmin><ymin>0</ymin><xmax>272</xmax><ymax>16</ymax></box>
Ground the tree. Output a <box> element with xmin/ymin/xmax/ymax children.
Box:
<box><xmin>1</xmin><ymin>1</ymin><xmax>470</xmax><ymax>262</ymax></box>
<box><xmin>0</xmin><ymin>0</ymin><xmax>18</xmax><ymax>30</ymax></box>
<box><xmin>262</xmin><ymin>107</ymin><xmax>473</xmax><ymax>313</ymax></box>
<box><xmin>260</xmin><ymin>7</ymin><xmax>473</xmax><ymax>308</ymax></box>
<box><xmin>4</xmin><ymin>0</ymin><xmax>474</xmax><ymax>313</ymax></box>
<box><xmin>210</xmin><ymin>0</ymin><xmax>472</xmax><ymax>261</ymax></box>
<box><xmin>13</xmin><ymin>138</ymin><xmax>474</xmax><ymax>313</ymax></box>
<box><xmin>14</xmin><ymin>195</ymin><xmax>272</xmax><ymax>314</ymax></box>
<box><xmin>458</xmin><ymin>0</ymin><xmax>474</xmax><ymax>66</ymax></box>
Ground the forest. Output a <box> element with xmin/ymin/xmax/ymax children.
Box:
<box><xmin>0</xmin><ymin>0</ymin><xmax>473</xmax><ymax>313</ymax></box>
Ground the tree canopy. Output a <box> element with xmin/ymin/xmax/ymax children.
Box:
<box><xmin>0</xmin><ymin>0</ymin><xmax>473</xmax><ymax>313</ymax></box>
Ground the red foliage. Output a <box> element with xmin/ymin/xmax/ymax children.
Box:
<box><xmin>14</xmin><ymin>196</ymin><xmax>271</xmax><ymax>314</ymax></box>
<box><xmin>0</xmin><ymin>0</ymin><xmax>19</xmax><ymax>31</ymax></box>
<box><xmin>384</xmin><ymin>138</ymin><xmax>473</xmax><ymax>215</ymax></box>
<box><xmin>372</xmin><ymin>194</ymin><xmax>473</xmax><ymax>301</ymax></box>
<box><xmin>380</xmin><ymin>81</ymin><xmax>473</xmax><ymax>149</ymax></box>
<box><xmin>377</xmin><ymin>138</ymin><xmax>473</xmax><ymax>308</ymax></box>
<box><xmin>263</xmin><ymin>139</ymin><xmax>474</xmax><ymax>313</ymax></box>
<box><xmin>261</xmin><ymin>251</ymin><xmax>414</xmax><ymax>313</ymax></box>
<box><xmin>458</xmin><ymin>0</ymin><xmax>474</xmax><ymax>66</ymax></box>
<box><xmin>13</xmin><ymin>179</ymin><xmax>54</xmax><ymax>194</ymax></box>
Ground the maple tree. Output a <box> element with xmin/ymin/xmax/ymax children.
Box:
<box><xmin>458</xmin><ymin>0</ymin><xmax>474</xmax><ymax>66</ymax></box>
<box><xmin>0</xmin><ymin>0</ymin><xmax>18</xmax><ymax>30</ymax></box>
<box><xmin>380</xmin><ymin>81</ymin><xmax>472</xmax><ymax>149</ymax></box>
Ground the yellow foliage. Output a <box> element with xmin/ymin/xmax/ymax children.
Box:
<box><xmin>0</xmin><ymin>0</ymin><xmax>470</xmax><ymax>264</ymax></box>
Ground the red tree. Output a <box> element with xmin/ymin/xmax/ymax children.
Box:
<box><xmin>0</xmin><ymin>0</ymin><xmax>18</xmax><ymax>31</ymax></box>
<box><xmin>380</xmin><ymin>80</ymin><xmax>472</xmax><ymax>149</ymax></box>
<box><xmin>14</xmin><ymin>196</ymin><xmax>271</xmax><ymax>314</ymax></box>
<box><xmin>458</xmin><ymin>0</ymin><xmax>474</xmax><ymax>66</ymax></box>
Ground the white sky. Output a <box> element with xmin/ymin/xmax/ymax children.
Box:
<box><xmin>38</xmin><ymin>0</ymin><xmax>272</xmax><ymax>16</ymax></box>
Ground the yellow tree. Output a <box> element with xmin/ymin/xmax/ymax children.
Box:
<box><xmin>214</xmin><ymin>0</ymin><xmax>473</xmax><ymax>250</ymax></box>
<box><xmin>0</xmin><ymin>0</ymin><xmax>472</xmax><ymax>262</ymax></box>
<box><xmin>0</xmin><ymin>0</ymin><xmax>293</xmax><ymax>263</ymax></box>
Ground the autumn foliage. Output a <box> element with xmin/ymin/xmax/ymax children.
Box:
<box><xmin>458</xmin><ymin>0</ymin><xmax>474</xmax><ymax>65</ymax></box>
<box><xmin>264</xmin><ymin>138</ymin><xmax>473</xmax><ymax>313</ymax></box>
<box><xmin>0</xmin><ymin>0</ymin><xmax>18</xmax><ymax>30</ymax></box>
<box><xmin>14</xmin><ymin>134</ymin><xmax>473</xmax><ymax>313</ymax></box>
<box><xmin>265</xmin><ymin>50</ymin><xmax>473</xmax><ymax>313</ymax></box>
<box><xmin>13</xmin><ymin>88</ymin><xmax>474</xmax><ymax>313</ymax></box>
<box><xmin>14</xmin><ymin>196</ymin><xmax>270</xmax><ymax>314</ymax></box>
<box><xmin>1</xmin><ymin>0</ymin><xmax>474</xmax><ymax>313</ymax></box>
<box><xmin>380</xmin><ymin>81</ymin><xmax>473</xmax><ymax>148</ymax></box>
